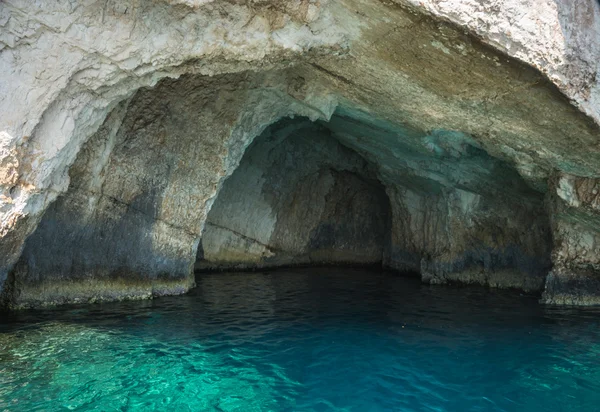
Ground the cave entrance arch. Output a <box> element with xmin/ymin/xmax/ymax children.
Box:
<box><xmin>195</xmin><ymin>116</ymin><xmax>393</xmax><ymax>271</ymax></box>
<box><xmin>6</xmin><ymin>71</ymin><xmax>553</xmax><ymax>309</ymax></box>
<box><xmin>196</xmin><ymin>108</ymin><xmax>553</xmax><ymax>293</ymax></box>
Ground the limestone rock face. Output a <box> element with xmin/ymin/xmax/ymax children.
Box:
<box><xmin>542</xmin><ymin>174</ymin><xmax>600</xmax><ymax>304</ymax></box>
<box><xmin>1</xmin><ymin>0</ymin><xmax>600</xmax><ymax>307</ymax></box>
<box><xmin>6</xmin><ymin>72</ymin><xmax>332</xmax><ymax>308</ymax></box>
<box><xmin>197</xmin><ymin>118</ymin><xmax>390</xmax><ymax>271</ymax></box>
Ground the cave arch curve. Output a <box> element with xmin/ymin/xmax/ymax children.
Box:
<box><xmin>0</xmin><ymin>0</ymin><xmax>347</xmax><ymax>298</ymax></box>
<box><xmin>3</xmin><ymin>0</ymin><xmax>600</xmax><ymax>307</ymax></box>
<box><xmin>2</xmin><ymin>71</ymin><xmax>340</xmax><ymax>308</ymax></box>
<box><xmin>6</xmin><ymin>68</ymin><xmax>556</xmax><ymax>310</ymax></box>
<box><xmin>196</xmin><ymin>116</ymin><xmax>393</xmax><ymax>272</ymax></box>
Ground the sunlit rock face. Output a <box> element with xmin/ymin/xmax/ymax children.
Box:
<box><xmin>2</xmin><ymin>0</ymin><xmax>600</xmax><ymax>307</ymax></box>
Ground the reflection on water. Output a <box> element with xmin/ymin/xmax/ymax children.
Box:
<box><xmin>1</xmin><ymin>267</ymin><xmax>600</xmax><ymax>411</ymax></box>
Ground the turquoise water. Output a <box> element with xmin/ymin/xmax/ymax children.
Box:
<box><xmin>1</xmin><ymin>268</ymin><xmax>600</xmax><ymax>411</ymax></box>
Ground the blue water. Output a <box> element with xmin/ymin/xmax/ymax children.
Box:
<box><xmin>1</xmin><ymin>268</ymin><xmax>600</xmax><ymax>411</ymax></box>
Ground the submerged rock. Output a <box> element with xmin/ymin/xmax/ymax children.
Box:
<box><xmin>1</xmin><ymin>0</ymin><xmax>600</xmax><ymax>307</ymax></box>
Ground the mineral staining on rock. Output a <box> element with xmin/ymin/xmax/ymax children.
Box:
<box><xmin>1</xmin><ymin>0</ymin><xmax>600</xmax><ymax>308</ymax></box>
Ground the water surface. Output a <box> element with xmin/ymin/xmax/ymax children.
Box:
<box><xmin>1</xmin><ymin>268</ymin><xmax>600</xmax><ymax>411</ymax></box>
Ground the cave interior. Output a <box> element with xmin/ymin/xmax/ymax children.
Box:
<box><xmin>4</xmin><ymin>69</ymin><xmax>559</xmax><ymax>309</ymax></box>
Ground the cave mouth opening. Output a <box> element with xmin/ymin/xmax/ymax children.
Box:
<box><xmin>194</xmin><ymin>108</ymin><xmax>554</xmax><ymax>293</ymax></box>
<box><xmin>5</xmin><ymin>72</ymin><xmax>555</xmax><ymax>310</ymax></box>
<box><xmin>195</xmin><ymin>116</ymin><xmax>394</xmax><ymax>273</ymax></box>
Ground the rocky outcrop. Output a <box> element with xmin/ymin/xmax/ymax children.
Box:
<box><xmin>1</xmin><ymin>0</ymin><xmax>600</xmax><ymax>307</ymax></box>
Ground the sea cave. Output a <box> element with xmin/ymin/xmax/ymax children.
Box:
<box><xmin>1</xmin><ymin>0</ymin><xmax>600</xmax><ymax>410</ymax></box>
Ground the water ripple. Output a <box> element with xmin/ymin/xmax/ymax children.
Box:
<box><xmin>1</xmin><ymin>267</ymin><xmax>600</xmax><ymax>411</ymax></box>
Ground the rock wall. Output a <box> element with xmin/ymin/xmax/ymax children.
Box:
<box><xmin>0</xmin><ymin>0</ymin><xmax>345</xmax><ymax>296</ymax></box>
<box><xmin>542</xmin><ymin>174</ymin><xmax>600</xmax><ymax>304</ymax></box>
<box><xmin>197</xmin><ymin>118</ymin><xmax>390</xmax><ymax>270</ymax></box>
<box><xmin>2</xmin><ymin>0</ymin><xmax>600</xmax><ymax>307</ymax></box>
<box><xmin>386</xmin><ymin>186</ymin><xmax>551</xmax><ymax>292</ymax></box>
<box><xmin>4</xmin><ymin>72</ymin><xmax>334</xmax><ymax>308</ymax></box>
<box><xmin>319</xmin><ymin>110</ymin><xmax>553</xmax><ymax>291</ymax></box>
<box><xmin>196</xmin><ymin>107</ymin><xmax>554</xmax><ymax>292</ymax></box>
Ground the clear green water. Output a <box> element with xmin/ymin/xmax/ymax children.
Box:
<box><xmin>1</xmin><ymin>268</ymin><xmax>600</xmax><ymax>411</ymax></box>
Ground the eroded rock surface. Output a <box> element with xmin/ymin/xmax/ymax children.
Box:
<box><xmin>1</xmin><ymin>0</ymin><xmax>600</xmax><ymax>307</ymax></box>
<box><xmin>5</xmin><ymin>72</ymin><xmax>333</xmax><ymax>308</ymax></box>
<box><xmin>197</xmin><ymin>118</ymin><xmax>390</xmax><ymax>270</ymax></box>
<box><xmin>542</xmin><ymin>174</ymin><xmax>600</xmax><ymax>304</ymax></box>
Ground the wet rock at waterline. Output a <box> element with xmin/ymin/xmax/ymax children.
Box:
<box><xmin>1</xmin><ymin>0</ymin><xmax>600</xmax><ymax>308</ymax></box>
